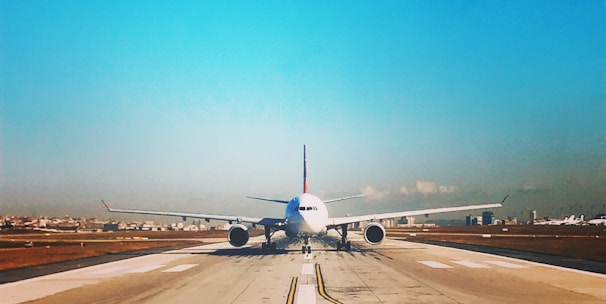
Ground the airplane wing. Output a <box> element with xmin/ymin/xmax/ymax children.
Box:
<box><xmin>246</xmin><ymin>194</ymin><xmax>364</xmax><ymax>204</ymax></box>
<box><xmin>327</xmin><ymin>195</ymin><xmax>508</xmax><ymax>228</ymax></box>
<box><xmin>246</xmin><ymin>196</ymin><xmax>290</xmax><ymax>204</ymax></box>
<box><xmin>101</xmin><ymin>201</ymin><xmax>285</xmax><ymax>227</ymax></box>
<box><xmin>323</xmin><ymin>194</ymin><xmax>365</xmax><ymax>204</ymax></box>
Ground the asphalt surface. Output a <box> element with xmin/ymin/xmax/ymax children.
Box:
<box><xmin>1</xmin><ymin>232</ymin><xmax>605</xmax><ymax>303</ymax></box>
<box><xmin>0</xmin><ymin>246</ymin><xmax>181</xmax><ymax>284</ymax></box>
<box><xmin>423</xmin><ymin>240</ymin><xmax>606</xmax><ymax>274</ymax></box>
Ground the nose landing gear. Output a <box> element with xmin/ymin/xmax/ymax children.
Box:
<box><xmin>301</xmin><ymin>236</ymin><xmax>311</xmax><ymax>254</ymax></box>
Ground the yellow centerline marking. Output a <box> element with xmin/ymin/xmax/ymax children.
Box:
<box><xmin>315</xmin><ymin>264</ymin><xmax>343</xmax><ymax>304</ymax></box>
<box><xmin>285</xmin><ymin>276</ymin><xmax>298</xmax><ymax>304</ymax></box>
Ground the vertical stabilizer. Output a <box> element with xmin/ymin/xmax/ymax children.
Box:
<box><xmin>303</xmin><ymin>145</ymin><xmax>309</xmax><ymax>193</ymax></box>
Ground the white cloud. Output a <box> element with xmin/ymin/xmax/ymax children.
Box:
<box><xmin>362</xmin><ymin>185</ymin><xmax>387</xmax><ymax>200</ymax></box>
<box><xmin>438</xmin><ymin>185</ymin><xmax>457</xmax><ymax>193</ymax></box>
<box><xmin>522</xmin><ymin>184</ymin><xmax>537</xmax><ymax>192</ymax></box>
<box><xmin>416</xmin><ymin>181</ymin><xmax>437</xmax><ymax>195</ymax></box>
<box><xmin>413</xmin><ymin>181</ymin><xmax>457</xmax><ymax>195</ymax></box>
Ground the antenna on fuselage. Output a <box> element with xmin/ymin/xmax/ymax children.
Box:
<box><xmin>303</xmin><ymin>145</ymin><xmax>309</xmax><ymax>193</ymax></box>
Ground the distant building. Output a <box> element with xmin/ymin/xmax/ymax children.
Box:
<box><xmin>482</xmin><ymin>211</ymin><xmax>494</xmax><ymax>226</ymax></box>
<box><xmin>397</xmin><ymin>216</ymin><xmax>415</xmax><ymax>227</ymax></box>
<box><xmin>466</xmin><ymin>215</ymin><xmax>482</xmax><ymax>226</ymax></box>
<box><xmin>380</xmin><ymin>219</ymin><xmax>395</xmax><ymax>228</ymax></box>
<box><xmin>503</xmin><ymin>216</ymin><xmax>518</xmax><ymax>225</ymax></box>
<box><xmin>103</xmin><ymin>223</ymin><xmax>119</xmax><ymax>232</ymax></box>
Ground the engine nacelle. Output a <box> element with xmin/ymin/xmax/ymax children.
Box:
<box><xmin>227</xmin><ymin>224</ymin><xmax>249</xmax><ymax>247</ymax></box>
<box><xmin>363</xmin><ymin>222</ymin><xmax>385</xmax><ymax>245</ymax></box>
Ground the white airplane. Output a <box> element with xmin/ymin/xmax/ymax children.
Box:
<box><xmin>588</xmin><ymin>216</ymin><xmax>606</xmax><ymax>225</ymax></box>
<box><xmin>549</xmin><ymin>215</ymin><xmax>575</xmax><ymax>225</ymax></box>
<box><xmin>535</xmin><ymin>215</ymin><xmax>577</xmax><ymax>225</ymax></box>
<box><xmin>565</xmin><ymin>214</ymin><xmax>585</xmax><ymax>225</ymax></box>
<box><xmin>102</xmin><ymin>145</ymin><xmax>506</xmax><ymax>254</ymax></box>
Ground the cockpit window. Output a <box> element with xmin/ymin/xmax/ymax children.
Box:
<box><xmin>306</xmin><ymin>206</ymin><xmax>312</xmax><ymax>210</ymax></box>
<box><xmin>299</xmin><ymin>206</ymin><xmax>305</xmax><ymax>211</ymax></box>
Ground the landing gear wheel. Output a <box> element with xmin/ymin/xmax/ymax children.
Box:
<box><xmin>307</xmin><ymin>246</ymin><xmax>311</xmax><ymax>254</ymax></box>
<box><xmin>336</xmin><ymin>224</ymin><xmax>351</xmax><ymax>252</ymax></box>
<box><xmin>302</xmin><ymin>245</ymin><xmax>306</xmax><ymax>254</ymax></box>
<box><xmin>263</xmin><ymin>226</ymin><xmax>279</xmax><ymax>254</ymax></box>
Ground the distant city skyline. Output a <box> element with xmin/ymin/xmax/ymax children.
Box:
<box><xmin>1</xmin><ymin>1</ymin><xmax>604</xmax><ymax>221</ymax></box>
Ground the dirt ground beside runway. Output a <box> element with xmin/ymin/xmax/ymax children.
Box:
<box><xmin>2</xmin><ymin>225</ymin><xmax>605</xmax><ymax>272</ymax></box>
<box><xmin>386</xmin><ymin>225</ymin><xmax>606</xmax><ymax>262</ymax></box>
<box><xmin>0</xmin><ymin>229</ymin><xmax>263</xmax><ymax>271</ymax></box>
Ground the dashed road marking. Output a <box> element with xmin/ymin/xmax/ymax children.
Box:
<box><xmin>296</xmin><ymin>284</ymin><xmax>316</xmax><ymax>304</ymax></box>
<box><xmin>452</xmin><ymin>261</ymin><xmax>491</xmax><ymax>268</ymax></box>
<box><xmin>418</xmin><ymin>260</ymin><xmax>529</xmax><ymax>269</ymax></box>
<box><xmin>301</xmin><ymin>263</ymin><xmax>315</xmax><ymax>275</ymax></box>
<box><xmin>418</xmin><ymin>261</ymin><xmax>453</xmax><ymax>268</ymax></box>
<box><xmin>126</xmin><ymin>265</ymin><xmax>165</xmax><ymax>273</ymax></box>
<box><xmin>161</xmin><ymin>264</ymin><xmax>198</xmax><ymax>272</ymax></box>
<box><xmin>91</xmin><ymin>265</ymin><xmax>133</xmax><ymax>274</ymax></box>
<box><xmin>484</xmin><ymin>261</ymin><xmax>528</xmax><ymax>268</ymax></box>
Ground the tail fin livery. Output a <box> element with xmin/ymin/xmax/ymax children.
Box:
<box><xmin>303</xmin><ymin>145</ymin><xmax>309</xmax><ymax>193</ymax></box>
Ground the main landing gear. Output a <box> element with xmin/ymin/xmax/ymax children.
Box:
<box><xmin>261</xmin><ymin>226</ymin><xmax>277</xmax><ymax>253</ymax></box>
<box><xmin>336</xmin><ymin>224</ymin><xmax>352</xmax><ymax>251</ymax></box>
<box><xmin>301</xmin><ymin>237</ymin><xmax>311</xmax><ymax>254</ymax></box>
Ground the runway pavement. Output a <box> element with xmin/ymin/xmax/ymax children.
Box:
<box><xmin>1</xmin><ymin>231</ymin><xmax>605</xmax><ymax>304</ymax></box>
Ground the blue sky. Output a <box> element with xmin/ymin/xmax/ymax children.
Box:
<box><xmin>1</xmin><ymin>1</ymin><xmax>604</xmax><ymax>220</ymax></box>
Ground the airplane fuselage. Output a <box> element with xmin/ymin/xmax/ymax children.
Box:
<box><xmin>284</xmin><ymin>193</ymin><xmax>328</xmax><ymax>238</ymax></box>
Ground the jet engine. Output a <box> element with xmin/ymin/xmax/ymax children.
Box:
<box><xmin>227</xmin><ymin>224</ymin><xmax>249</xmax><ymax>247</ymax></box>
<box><xmin>363</xmin><ymin>222</ymin><xmax>385</xmax><ymax>245</ymax></box>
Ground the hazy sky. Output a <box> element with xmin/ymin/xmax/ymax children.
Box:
<box><xmin>1</xmin><ymin>1</ymin><xmax>605</xmax><ymax>221</ymax></box>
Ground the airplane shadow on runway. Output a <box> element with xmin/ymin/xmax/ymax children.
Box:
<box><xmin>206</xmin><ymin>235</ymin><xmax>365</xmax><ymax>257</ymax></box>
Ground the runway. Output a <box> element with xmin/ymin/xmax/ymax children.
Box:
<box><xmin>2</xmin><ymin>232</ymin><xmax>605</xmax><ymax>304</ymax></box>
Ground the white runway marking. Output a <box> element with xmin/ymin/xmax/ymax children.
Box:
<box><xmin>452</xmin><ymin>261</ymin><xmax>491</xmax><ymax>268</ymax></box>
<box><xmin>0</xmin><ymin>242</ymin><xmax>226</xmax><ymax>304</ymax></box>
<box><xmin>162</xmin><ymin>264</ymin><xmax>198</xmax><ymax>272</ymax></box>
<box><xmin>126</xmin><ymin>265</ymin><xmax>165</xmax><ymax>273</ymax></box>
<box><xmin>91</xmin><ymin>265</ymin><xmax>133</xmax><ymax>274</ymax></box>
<box><xmin>418</xmin><ymin>260</ymin><xmax>530</xmax><ymax>269</ymax></box>
<box><xmin>484</xmin><ymin>261</ymin><xmax>528</xmax><ymax>268</ymax></box>
<box><xmin>296</xmin><ymin>284</ymin><xmax>316</xmax><ymax>304</ymax></box>
<box><xmin>418</xmin><ymin>261</ymin><xmax>453</xmax><ymax>268</ymax></box>
<box><xmin>301</xmin><ymin>263</ymin><xmax>315</xmax><ymax>275</ymax></box>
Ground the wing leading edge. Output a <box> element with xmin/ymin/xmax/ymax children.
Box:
<box><xmin>245</xmin><ymin>194</ymin><xmax>364</xmax><ymax>204</ymax></box>
<box><xmin>101</xmin><ymin>200</ymin><xmax>285</xmax><ymax>227</ymax></box>
<box><xmin>327</xmin><ymin>195</ymin><xmax>508</xmax><ymax>228</ymax></box>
